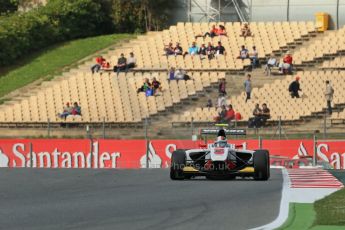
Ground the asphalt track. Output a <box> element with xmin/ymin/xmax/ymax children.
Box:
<box><xmin>0</xmin><ymin>169</ymin><xmax>283</xmax><ymax>230</ymax></box>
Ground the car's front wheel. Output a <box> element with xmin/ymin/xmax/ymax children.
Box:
<box><xmin>170</xmin><ymin>150</ymin><xmax>186</xmax><ymax>180</ymax></box>
<box><xmin>253</xmin><ymin>150</ymin><xmax>270</xmax><ymax>180</ymax></box>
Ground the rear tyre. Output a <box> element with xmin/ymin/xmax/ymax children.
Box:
<box><xmin>170</xmin><ymin>150</ymin><xmax>186</xmax><ymax>180</ymax></box>
<box><xmin>253</xmin><ymin>150</ymin><xmax>270</xmax><ymax>180</ymax></box>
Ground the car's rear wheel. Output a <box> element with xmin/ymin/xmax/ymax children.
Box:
<box><xmin>253</xmin><ymin>150</ymin><xmax>270</xmax><ymax>180</ymax></box>
<box><xmin>170</xmin><ymin>150</ymin><xmax>186</xmax><ymax>180</ymax></box>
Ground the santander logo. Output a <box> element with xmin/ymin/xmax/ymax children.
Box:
<box><xmin>0</xmin><ymin>148</ymin><xmax>9</xmax><ymax>167</ymax></box>
<box><xmin>140</xmin><ymin>142</ymin><xmax>162</xmax><ymax>168</ymax></box>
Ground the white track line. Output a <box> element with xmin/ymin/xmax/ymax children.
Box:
<box><xmin>249</xmin><ymin>168</ymin><xmax>290</xmax><ymax>230</ymax></box>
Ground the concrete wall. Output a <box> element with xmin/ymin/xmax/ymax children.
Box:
<box><xmin>250</xmin><ymin>0</ymin><xmax>345</xmax><ymax>29</ymax></box>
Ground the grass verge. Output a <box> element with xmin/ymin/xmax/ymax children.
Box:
<box><xmin>314</xmin><ymin>188</ymin><xmax>345</xmax><ymax>226</ymax></box>
<box><xmin>0</xmin><ymin>33</ymin><xmax>134</xmax><ymax>99</ymax></box>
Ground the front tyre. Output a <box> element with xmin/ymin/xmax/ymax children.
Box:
<box><xmin>253</xmin><ymin>150</ymin><xmax>270</xmax><ymax>180</ymax></box>
<box><xmin>170</xmin><ymin>150</ymin><xmax>186</xmax><ymax>180</ymax></box>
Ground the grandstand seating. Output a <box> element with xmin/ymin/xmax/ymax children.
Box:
<box><xmin>172</xmin><ymin>71</ymin><xmax>345</xmax><ymax>125</ymax></box>
<box><xmin>321</xmin><ymin>56</ymin><xmax>345</xmax><ymax>69</ymax></box>
<box><xmin>331</xmin><ymin>109</ymin><xmax>345</xmax><ymax>124</ymax></box>
<box><xmin>104</xmin><ymin>21</ymin><xmax>316</xmax><ymax>71</ymax></box>
<box><xmin>293</xmin><ymin>26</ymin><xmax>345</xmax><ymax>66</ymax></box>
<box><xmin>0</xmin><ymin>72</ymin><xmax>225</xmax><ymax>125</ymax></box>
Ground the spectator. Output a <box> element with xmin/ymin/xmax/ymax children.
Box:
<box><xmin>200</xmin><ymin>25</ymin><xmax>219</xmax><ymax>38</ymax></box>
<box><xmin>260</xmin><ymin>103</ymin><xmax>271</xmax><ymax>126</ymax></box>
<box><xmin>237</xmin><ymin>45</ymin><xmax>249</xmax><ymax>59</ymax></box>
<box><xmin>264</xmin><ymin>56</ymin><xmax>277</xmax><ymax>76</ymax></box>
<box><xmin>174</xmin><ymin>68</ymin><xmax>191</xmax><ymax>81</ymax></box>
<box><xmin>215</xmin><ymin>41</ymin><xmax>226</xmax><ymax>57</ymax></box>
<box><xmin>113</xmin><ymin>53</ymin><xmax>127</xmax><ymax>74</ymax></box>
<box><xmin>198</xmin><ymin>43</ymin><xmax>207</xmax><ymax>58</ymax></box>
<box><xmin>184</xmin><ymin>42</ymin><xmax>199</xmax><ymax>57</ymax></box>
<box><xmin>324</xmin><ymin>80</ymin><xmax>334</xmax><ymax>115</ymax></box>
<box><xmin>206</xmin><ymin>99</ymin><xmax>213</xmax><ymax>108</ymax></box>
<box><xmin>174</xmin><ymin>42</ymin><xmax>183</xmax><ymax>56</ymax></box>
<box><xmin>279</xmin><ymin>51</ymin><xmax>293</xmax><ymax>74</ymax></box>
<box><xmin>288</xmin><ymin>76</ymin><xmax>302</xmax><ymax>98</ymax></box>
<box><xmin>217</xmin><ymin>93</ymin><xmax>227</xmax><ymax>108</ymax></box>
<box><xmin>240</xmin><ymin>23</ymin><xmax>252</xmax><ymax>38</ymax></box>
<box><xmin>218</xmin><ymin>78</ymin><xmax>227</xmax><ymax>95</ymax></box>
<box><xmin>250</xmin><ymin>103</ymin><xmax>271</xmax><ymax>128</ymax></box>
<box><xmin>249</xmin><ymin>46</ymin><xmax>258</xmax><ymax>69</ymax></box>
<box><xmin>244</xmin><ymin>74</ymin><xmax>252</xmax><ymax>102</ymax></box>
<box><xmin>58</xmin><ymin>102</ymin><xmax>73</xmax><ymax>120</ymax></box>
<box><xmin>91</xmin><ymin>56</ymin><xmax>105</xmax><ymax>74</ymax></box>
<box><xmin>206</xmin><ymin>42</ymin><xmax>215</xmax><ymax>60</ymax></box>
<box><xmin>164</xmin><ymin>42</ymin><xmax>174</xmax><ymax>56</ymax></box>
<box><xmin>137</xmin><ymin>78</ymin><xmax>152</xmax><ymax>93</ymax></box>
<box><xmin>218</xmin><ymin>25</ymin><xmax>227</xmax><ymax>37</ymax></box>
<box><xmin>152</xmin><ymin>77</ymin><xmax>162</xmax><ymax>95</ymax></box>
<box><xmin>71</xmin><ymin>102</ymin><xmax>81</xmax><ymax>116</ymax></box>
<box><xmin>214</xmin><ymin>105</ymin><xmax>227</xmax><ymax>123</ymax></box>
<box><xmin>126</xmin><ymin>52</ymin><xmax>136</xmax><ymax>71</ymax></box>
<box><xmin>168</xmin><ymin>67</ymin><xmax>176</xmax><ymax>81</ymax></box>
<box><xmin>225</xmin><ymin>104</ymin><xmax>235</xmax><ymax>123</ymax></box>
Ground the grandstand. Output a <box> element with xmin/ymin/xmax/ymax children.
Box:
<box><xmin>0</xmin><ymin>19</ymin><xmax>345</xmax><ymax>138</ymax></box>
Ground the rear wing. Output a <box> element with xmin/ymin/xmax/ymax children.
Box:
<box><xmin>200</xmin><ymin>128</ymin><xmax>246</xmax><ymax>136</ymax></box>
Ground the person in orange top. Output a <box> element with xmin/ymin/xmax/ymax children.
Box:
<box><xmin>279</xmin><ymin>52</ymin><xmax>293</xmax><ymax>74</ymax></box>
<box><xmin>195</xmin><ymin>25</ymin><xmax>219</xmax><ymax>39</ymax></box>
<box><xmin>225</xmin><ymin>104</ymin><xmax>235</xmax><ymax>122</ymax></box>
<box><xmin>91</xmin><ymin>56</ymin><xmax>105</xmax><ymax>73</ymax></box>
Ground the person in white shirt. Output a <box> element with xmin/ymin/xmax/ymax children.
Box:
<box><xmin>174</xmin><ymin>68</ymin><xmax>185</xmax><ymax>80</ymax></box>
<box><xmin>249</xmin><ymin>46</ymin><xmax>258</xmax><ymax>69</ymax></box>
<box><xmin>324</xmin><ymin>80</ymin><xmax>334</xmax><ymax>115</ymax></box>
<box><xmin>126</xmin><ymin>52</ymin><xmax>136</xmax><ymax>71</ymax></box>
<box><xmin>264</xmin><ymin>56</ymin><xmax>277</xmax><ymax>76</ymax></box>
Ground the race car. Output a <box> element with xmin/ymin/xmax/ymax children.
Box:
<box><xmin>170</xmin><ymin>126</ymin><xmax>270</xmax><ymax>180</ymax></box>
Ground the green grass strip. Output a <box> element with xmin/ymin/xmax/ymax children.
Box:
<box><xmin>314</xmin><ymin>188</ymin><xmax>345</xmax><ymax>226</ymax></box>
<box><xmin>276</xmin><ymin>203</ymin><xmax>315</xmax><ymax>230</ymax></box>
<box><xmin>0</xmin><ymin>34</ymin><xmax>134</xmax><ymax>98</ymax></box>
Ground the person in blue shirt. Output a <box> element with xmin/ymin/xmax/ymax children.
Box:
<box><xmin>183</xmin><ymin>42</ymin><xmax>199</xmax><ymax>58</ymax></box>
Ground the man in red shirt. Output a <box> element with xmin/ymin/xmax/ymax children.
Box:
<box><xmin>91</xmin><ymin>56</ymin><xmax>105</xmax><ymax>73</ymax></box>
<box><xmin>280</xmin><ymin>52</ymin><xmax>293</xmax><ymax>74</ymax></box>
<box><xmin>225</xmin><ymin>104</ymin><xmax>235</xmax><ymax>123</ymax></box>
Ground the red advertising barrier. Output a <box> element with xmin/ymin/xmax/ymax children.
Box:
<box><xmin>0</xmin><ymin>139</ymin><xmax>344</xmax><ymax>169</ymax></box>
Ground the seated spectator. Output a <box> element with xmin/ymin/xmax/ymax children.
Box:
<box><xmin>126</xmin><ymin>52</ymin><xmax>136</xmax><ymax>70</ymax></box>
<box><xmin>137</xmin><ymin>78</ymin><xmax>152</xmax><ymax>94</ymax></box>
<box><xmin>240</xmin><ymin>23</ymin><xmax>252</xmax><ymax>38</ymax></box>
<box><xmin>168</xmin><ymin>67</ymin><xmax>176</xmax><ymax>81</ymax></box>
<box><xmin>264</xmin><ymin>56</ymin><xmax>278</xmax><ymax>76</ymax></box>
<box><xmin>174</xmin><ymin>68</ymin><xmax>191</xmax><ymax>81</ymax></box>
<box><xmin>215</xmin><ymin>41</ymin><xmax>226</xmax><ymax>57</ymax></box>
<box><xmin>174</xmin><ymin>42</ymin><xmax>183</xmax><ymax>56</ymax></box>
<box><xmin>113</xmin><ymin>53</ymin><xmax>127</xmax><ymax>74</ymax></box>
<box><xmin>217</xmin><ymin>93</ymin><xmax>227</xmax><ymax>108</ymax></box>
<box><xmin>164</xmin><ymin>42</ymin><xmax>174</xmax><ymax>56</ymax></box>
<box><xmin>58</xmin><ymin>102</ymin><xmax>73</xmax><ymax>120</ymax></box>
<box><xmin>218</xmin><ymin>78</ymin><xmax>227</xmax><ymax>95</ymax></box>
<box><xmin>198</xmin><ymin>43</ymin><xmax>207</xmax><ymax>58</ymax></box>
<box><xmin>237</xmin><ymin>45</ymin><xmax>249</xmax><ymax>59</ymax></box>
<box><xmin>214</xmin><ymin>105</ymin><xmax>227</xmax><ymax>123</ymax></box>
<box><xmin>195</xmin><ymin>25</ymin><xmax>219</xmax><ymax>39</ymax></box>
<box><xmin>217</xmin><ymin>25</ymin><xmax>227</xmax><ymax>37</ymax></box>
<box><xmin>206</xmin><ymin>42</ymin><xmax>215</xmax><ymax>60</ymax></box>
<box><xmin>206</xmin><ymin>99</ymin><xmax>213</xmax><ymax>108</ymax></box>
<box><xmin>91</xmin><ymin>56</ymin><xmax>105</xmax><ymax>74</ymax></box>
<box><xmin>249</xmin><ymin>46</ymin><xmax>258</xmax><ymax>68</ymax></box>
<box><xmin>225</xmin><ymin>104</ymin><xmax>235</xmax><ymax>123</ymax></box>
<box><xmin>71</xmin><ymin>102</ymin><xmax>81</xmax><ymax>115</ymax></box>
<box><xmin>288</xmin><ymin>76</ymin><xmax>302</xmax><ymax>98</ymax></box>
<box><xmin>184</xmin><ymin>42</ymin><xmax>199</xmax><ymax>57</ymax></box>
<box><xmin>248</xmin><ymin>103</ymin><xmax>270</xmax><ymax>128</ymax></box>
<box><xmin>151</xmin><ymin>77</ymin><xmax>162</xmax><ymax>95</ymax></box>
<box><xmin>279</xmin><ymin>51</ymin><xmax>293</xmax><ymax>74</ymax></box>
